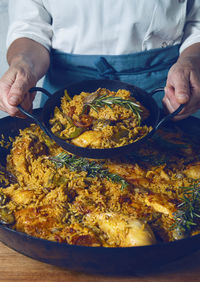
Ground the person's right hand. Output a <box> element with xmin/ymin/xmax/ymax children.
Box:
<box><xmin>0</xmin><ymin>59</ymin><xmax>37</xmax><ymax>117</ymax></box>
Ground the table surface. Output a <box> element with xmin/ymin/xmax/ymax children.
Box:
<box><xmin>0</xmin><ymin>241</ymin><xmax>200</xmax><ymax>282</ymax></box>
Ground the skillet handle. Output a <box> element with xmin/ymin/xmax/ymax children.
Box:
<box><xmin>28</xmin><ymin>86</ymin><xmax>52</xmax><ymax>98</ymax></box>
<box><xmin>155</xmin><ymin>104</ymin><xmax>184</xmax><ymax>130</ymax></box>
<box><xmin>17</xmin><ymin>87</ymin><xmax>53</xmax><ymax>138</ymax></box>
<box><xmin>150</xmin><ymin>87</ymin><xmax>166</xmax><ymax>97</ymax></box>
<box><xmin>150</xmin><ymin>87</ymin><xmax>185</xmax><ymax>130</ymax></box>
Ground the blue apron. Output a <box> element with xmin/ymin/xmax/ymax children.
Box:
<box><xmin>42</xmin><ymin>45</ymin><xmax>180</xmax><ymax>108</ymax></box>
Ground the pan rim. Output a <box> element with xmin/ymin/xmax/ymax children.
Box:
<box><xmin>1</xmin><ymin>223</ymin><xmax>200</xmax><ymax>250</ymax></box>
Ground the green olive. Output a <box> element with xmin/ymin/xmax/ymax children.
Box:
<box><xmin>67</xmin><ymin>127</ymin><xmax>84</xmax><ymax>139</ymax></box>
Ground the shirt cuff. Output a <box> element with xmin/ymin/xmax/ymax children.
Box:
<box><xmin>180</xmin><ymin>35</ymin><xmax>200</xmax><ymax>53</ymax></box>
<box><xmin>6</xmin><ymin>33</ymin><xmax>51</xmax><ymax>51</ymax></box>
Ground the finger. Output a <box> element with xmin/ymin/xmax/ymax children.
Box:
<box><xmin>17</xmin><ymin>102</ymin><xmax>34</xmax><ymax>119</ymax></box>
<box><xmin>14</xmin><ymin>90</ymin><xmax>36</xmax><ymax>118</ymax></box>
<box><xmin>163</xmin><ymin>86</ymin><xmax>180</xmax><ymax>111</ymax></box>
<box><xmin>163</xmin><ymin>90</ymin><xmax>198</xmax><ymax>120</ymax></box>
<box><xmin>163</xmin><ymin>87</ymin><xmax>185</xmax><ymax>119</ymax></box>
<box><xmin>0</xmin><ymin>89</ymin><xmax>34</xmax><ymax>118</ymax></box>
<box><xmin>0</xmin><ymin>100</ymin><xmax>21</xmax><ymax>117</ymax></box>
<box><xmin>163</xmin><ymin>96</ymin><xmax>181</xmax><ymax>113</ymax></box>
<box><xmin>163</xmin><ymin>96</ymin><xmax>190</xmax><ymax>120</ymax></box>
<box><xmin>7</xmin><ymin>69</ymin><xmax>33</xmax><ymax>106</ymax></box>
<box><xmin>20</xmin><ymin>91</ymin><xmax>35</xmax><ymax>112</ymax></box>
<box><xmin>7</xmin><ymin>80</ymin><xmax>27</xmax><ymax>106</ymax></box>
<box><xmin>172</xmin><ymin>73</ymin><xmax>190</xmax><ymax>104</ymax></box>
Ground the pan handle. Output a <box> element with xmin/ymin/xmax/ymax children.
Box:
<box><xmin>28</xmin><ymin>86</ymin><xmax>52</xmax><ymax>98</ymax></box>
<box><xmin>17</xmin><ymin>87</ymin><xmax>54</xmax><ymax>139</ymax></box>
<box><xmin>150</xmin><ymin>87</ymin><xmax>166</xmax><ymax>97</ymax></box>
<box><xmin>150</xmin><ymin>87</ymin><xmax>185</xmax><ymax>130</ymax></box>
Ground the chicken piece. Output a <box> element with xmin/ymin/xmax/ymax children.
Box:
<box><xmin>144</xmin><ymin>193</ymin><xmax>176</xmax><ymax>218</ymax></box>
<box><xmin>106</xmin><ymin>162</ymin><xmax>150</xmax><ymax>187</ymax></box>
<box><xmin>84</xmin><ymin>212</ymin><xmax>156</xmax><ymax>247</ymax></box>
<box><xmin>11</xmin><ymin>190</ymin><xmax>35</xmax><ymax>205</ymax></box>
<box><xmin>14</xmin><ymin>205</ymin><xmax>65</xmax><ymax>240</ymax></box>
<box><xmin>183</xmin><ymin>162</ymin><xmax>200</xmax><ymax>179</ymax></box>
<box><xmin>10</xmin><ymin>147</ymin><xmax>28</xmax><ymax>175</ymax></box>
<box><xmin>8</xmin><ymin>133</ymin><xmax>48</xmax><ymax>176</ymax></box>
<box><xmin>71</xmin><ymin>130</ymin><xmax>104</xmax><ymax>148</ymax></box>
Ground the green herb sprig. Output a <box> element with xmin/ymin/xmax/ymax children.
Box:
<box><xmin>49</xmin><ymin>152</ymin><xmax>128</xmax><ymax>190</ymax></box>
<box><xmin>171</xmin><ymin>181</ymin><xmax>200</xmax><ymax>233</ymax></box>
<box><xmin>83</xmin><ymin>94</ymin><xmax>142</xmax><ymax>125</ymax></box>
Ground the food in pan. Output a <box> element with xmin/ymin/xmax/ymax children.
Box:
<box><xmin>49</xmin><ymin>88</ymin><xmax>152</xmax><ymax>148</ymax></box>
<box><xmin>0</xmin><ymin>122</ymin><xmax>200</xmax><ymax>247</ymax></box>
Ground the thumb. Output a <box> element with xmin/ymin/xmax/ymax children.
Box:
<box><xmin>174</xmin><ymin>80</ymin><xmax>190</xmax><ymax>104</ymax></box>
<box><xmin>7</xmin><ymin>78</ymin><xmax>27</xmax><ymax>106</ymax></box>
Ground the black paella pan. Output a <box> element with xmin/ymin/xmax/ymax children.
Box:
<box><xmin>0</xmin><ymin>94</ymin><xmax>200</xmax><ymax>275</ymax></box>
<box><xmin>17</xmin><ymin>79</ymin><xmax>184</xmax><ymax>159</ymax></box>
<box><xmin>0</xmin><ymin>111</ymin><xmax>200</xmax><ymax>275</ymax></box>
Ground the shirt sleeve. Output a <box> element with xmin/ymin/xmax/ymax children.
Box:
<box><xmin>180</xmin><ymin>0</ymin><xmax>200</xmax><ymax>53</ymax></box>
<box><xmin>6</xmin><ymin>0</ymin><xmax>52</xmax><ymax>51</ymax></box>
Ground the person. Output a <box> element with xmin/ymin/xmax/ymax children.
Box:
<box><xmin>0</xmin><ymin>0</ymin><xmax>200</xmax><ymax>120</ymax></box>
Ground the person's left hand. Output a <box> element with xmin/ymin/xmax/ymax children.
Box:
<box><xmin>163</xmin><ymin>55</ymin><xmax>200</xmax><ymax>120</ymax></box>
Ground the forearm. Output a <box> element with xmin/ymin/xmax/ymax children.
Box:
<box><xmin>7</xmin><ymin>37</ymin><xmax>50</xmax><ymax>81</ymax></box>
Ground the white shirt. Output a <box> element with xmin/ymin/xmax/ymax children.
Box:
<box><xmin>7</xmin><ymin>0</ymin><xmax>200</xmax><ymax>55</ymax></box>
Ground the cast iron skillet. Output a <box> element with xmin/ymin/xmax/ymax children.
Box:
<box><xmin>17</xmin><ymin>79</ymin><xmax>184</xmax><ymax>159</ymax></box>
<box><xmin>0</xmin><ymin>112</ymin><xmax>200</xmax><ymax>275</ymax></box>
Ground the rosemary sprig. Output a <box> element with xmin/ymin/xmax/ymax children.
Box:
<box><xmin>83</xmin><ymin>94</ymin><xmax>142</xmax><ymax>125</ymax></box>
<box><xmin>49</xmin><ymin>152</ymin><xmax>128</xmax><ymax>190</ymax></box>
<box><xmin>171</xmin><ymin>181</ymin><xmax>200</xmax><ymax>233</ymax></box>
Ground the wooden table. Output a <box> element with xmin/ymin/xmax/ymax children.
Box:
<box><xmin>0</xmin><ymin>241</ymin><xmax>200</xmax><ymax>282</ymax></box>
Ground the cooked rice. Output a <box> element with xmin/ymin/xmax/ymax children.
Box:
<box><xmin>0</xmin><ymin>123</ymin><xmax>200</xmax><ymax>247</ymax></box>
<box><xmin>49</xmin><ymin>88</ymin><xmax>152</xmax><ymax>148</ymax></box>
